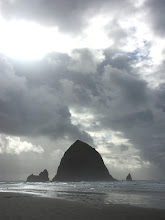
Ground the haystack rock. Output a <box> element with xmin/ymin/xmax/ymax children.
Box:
<box><xmin>52</xmin><ymin>140</ymin><xmax>116</xmax><ymax>182</ymax></box>
<box><xmin>27</xmin><ymin>169</ymin><xmax>49</xmax><ymax>182</ymax></box>
<box><xmin>126</xmin><ymin>173</ymin><xmax>132</xmax><ymax>181</ymax></box>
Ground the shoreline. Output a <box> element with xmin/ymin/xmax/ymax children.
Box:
<box><xmin>1</xmin><ymin>192</ymin><xmax>165</xmax><ymax>220</ymax></box>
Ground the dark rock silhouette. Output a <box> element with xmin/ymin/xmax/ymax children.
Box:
<box><xmin>27</xmin><ymin>169</ymin><xmax>49</xmax><ymax>182</ymax></box>
<box><xmin>52</xmin><ymin>140</ymin><xmax>116</xmax><ymax>182</ymax></box>
<box><xmin>126</xmin><ymin>173</ymin><xmax>132</xmax><ymax>181</ymax></box>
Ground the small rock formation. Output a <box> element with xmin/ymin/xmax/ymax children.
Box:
<box><xmin>126</xmin><ymin>173</ymin><xmax>132</xmax><ymax>181</ymax></box>
<box><xmin>52</xmin><ymin>140</ymin><xmax>116</xmax><ymax>182</ymax></box>
<box><xmin>27</xmin><ymin>169</ymin><xmax>49</xmax><ymax>182</ymax></box>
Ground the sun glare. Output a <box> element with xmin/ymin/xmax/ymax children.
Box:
<box><xmin>0</xmin><ymin>16</ymin><xmax>112</xmax><ymax>60</ymax></box>
<box><xmin>0</xmin><ymin>17</ymin><xmax>76</xmax><ymax>60</ymax></box>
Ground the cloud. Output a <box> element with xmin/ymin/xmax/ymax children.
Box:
<box><xmin>0</xmin><ymin>45</ymin><xmax>165</xmax><ymax>179</ymax></box>
<box><xmin>0</xmin><ymin>0</ymin><xmax>165</xmax><ymax>181</ymax></box>
<box><xmin>0</xmin><ymin>54</ymin><xmax>93</xmax><ymax>144</ymax></box>
<box><xmin>106</xmin><ymin>19</ymin><xmax>128</xmax><ymax>47</ymax></box>
<box><xmin>49</xmin><ymin>48</ymin><xmax>165</xmax><ymax>178</ymax></box>
<box><xmin>145</xmin><ymin>0</ymin><xmax>165</xmax><ymax>37</ymax></box>
<box><xmin>0</xmin><ymin>56</ymin><xmax>26</xmax><ymax>101</ymax></box>
<box><xmin>68</xmin><ymin>49</ymin><xmax>105</xmax><ymax>74</ymax></box>
<box><xmin>1</xmin><ymin>0</ymin><xmax>135</xmax><ymax>34</ymax></box>
<box><xmin>0</xmin><ymin>134</ymin><xmax>44</xmax><ymax>154</ymax></box>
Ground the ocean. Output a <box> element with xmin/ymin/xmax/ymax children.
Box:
<box><xmin>0</xmin><ymin>180</ymin><xmax>165</xmax><ymax>210</ymax></box>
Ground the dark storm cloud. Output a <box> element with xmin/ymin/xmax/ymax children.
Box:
<box><xmin>145</xmin><ymin>0</ymin><xmax>165</xmax><ymax>36</ymax></box>
<box><xmin>1</xmin><ymin>0</ymin><xmax>135</xmax><ymax>33</ymax></box>
<box><xmin>1</xmin><ymin>47</ymin><xmax>165</xmax><ymax>179</ymax></box>
<box><xmin>100</xmin><ymin>49</ymin><xmax>133</xmax><ymax>73</ymax></box>
<box><xmin>120</xmin><ymin>144</ymin><xmax>129</xmax><ymax>152</ymax></box>
<box><xmin>97</xmin><ymin>63</ymin><xmax>165</xmax><ymax>175</ymax></box>
<box><xmin>103</xmin><ymin>65</ymin><xmax>148</xmax><ymax>105</ymax></box>
<box><xmin>50</xmin><ymin>49</ymin><xmax>165</xmax><ymax>174</ymax></box>
<box><xmin>156</xmin><ymin>84</ymin><xmax>165</xmax><ymax>112</ymax></box>
<box><xmin>47</xmin><ymin>48</ymin><xmax>165</xmax><ymax>176</ymax></box>
<box><xmin>0</xmin><ymin>55</ymin><xmax>93</xmax><ymax>144</ymax></box>
<box><xmin>1</xmin><ymin>1</ymin><xmax>165</xmax><ymax>181</ymax></box>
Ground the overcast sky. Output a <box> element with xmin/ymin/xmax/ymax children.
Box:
<box><xmin>0</xmin><ymin>0</ymin><xmax>165</xmax><ymax>181</ymax></box>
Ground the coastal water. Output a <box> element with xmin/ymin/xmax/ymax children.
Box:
<box><xmin>0</xmin><ymin>180</ymin><xmax>165</xmax><ymax>210</ymax></box>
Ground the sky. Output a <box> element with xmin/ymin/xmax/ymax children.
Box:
<box><xmin>0</xmin><ymin>0</ymin><xmax>165</xmax><ymax>181</ymax></box>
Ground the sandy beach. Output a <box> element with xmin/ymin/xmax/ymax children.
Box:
<box><xmin>0</xmin><ymin>192</ymin><xmax>165</xmax><ymax>220</ymax></box>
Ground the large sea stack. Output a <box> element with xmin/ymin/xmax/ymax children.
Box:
<box><xmin>52</xmin><ymin>140</ymin><xmax>115</xmax><ymax>182</ymax></box>
<box><xmin>27</xmin><ymin>169</ymin><xmax>49</xmax><ymax>182</ymax></box>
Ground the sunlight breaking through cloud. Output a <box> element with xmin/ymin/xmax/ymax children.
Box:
<box><xmin>0</xmin><ymin>134</ymin><xmax>44</xmax><ymax>154</ymax></box>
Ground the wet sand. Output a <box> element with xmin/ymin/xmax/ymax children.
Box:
<box><xmin>0</xmin><ymin>192</ymin><xmax>165</xmax><ymax>220</ymax></box>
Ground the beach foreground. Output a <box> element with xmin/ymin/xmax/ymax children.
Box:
<box><xmin>0</xmin><ymin>192</ymin><xmax>165</xmax><ymax>220</ymax></box>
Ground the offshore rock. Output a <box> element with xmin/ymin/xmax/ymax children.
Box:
<box><xmin>52</xmin><ymin>140</ymin><xmax>116</xmax><ymax>182</ymax></box>
<box><xmin>126</xmin><ymin>173</ymin><xmax>133</xmax><ymax>181</ymax></box>
<box><xmin>27</xmin><ymin>169</ymin><xmax>49</xmax><ymax>182</ymax></box>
